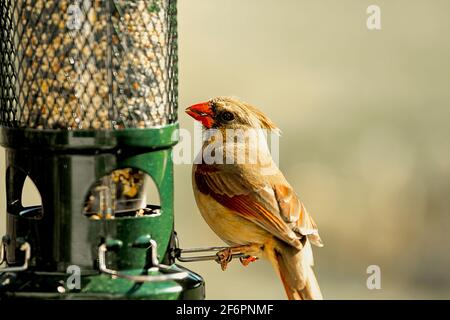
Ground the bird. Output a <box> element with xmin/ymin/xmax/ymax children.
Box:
<box><xmin>185</xmin><ymin>97</ymin><xmax>323</xmax><ymax>300</ymax></box>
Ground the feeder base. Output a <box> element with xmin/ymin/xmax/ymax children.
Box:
<box><xmin>0</xmin><ymin>265</ymin><xmax>205</xmax><ymax>300</ymax></box>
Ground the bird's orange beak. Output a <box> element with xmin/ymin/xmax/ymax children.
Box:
<box><xmin>185</xmin><ymin>102</ymin><xmax>215</xmax><ymax>128</ymax></box>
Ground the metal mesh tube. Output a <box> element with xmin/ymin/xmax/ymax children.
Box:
<box><xmin>0</xmin><ymin>0</ymin><xmax>178</xmax><ymax>130</ymax></box>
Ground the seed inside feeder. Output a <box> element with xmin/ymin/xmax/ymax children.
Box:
<box><xmin>6</xmin><ymin>0</ymin><xmax>177</xmax><ymax>130</ymax></box>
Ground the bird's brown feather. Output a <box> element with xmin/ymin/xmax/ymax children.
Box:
<box><xmin>195</xmin><ymin>163</ymin><xmax>322</xmax><ymax>249</ymax></box>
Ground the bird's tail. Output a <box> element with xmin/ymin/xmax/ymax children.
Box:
<box><xmin>268</xmin><ymin>240</ymin><xmax>323</xmax><ymax>300</ymax></box>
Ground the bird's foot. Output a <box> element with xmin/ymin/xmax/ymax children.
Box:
<box><xmin>216</xmin><ymin>245</ymin><xmax>261</xmax><ymax>270</ymax></box>
<box><xmin>239</xmin><ymin>255</ymin><xmax>258</xmax><ymax>267</ymax></box>
<box><xmin>216</xmin><ymin>248</ymin><xmax>233</xmax><ymax>271</ymax></box>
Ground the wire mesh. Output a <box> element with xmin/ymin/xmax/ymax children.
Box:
<box><xmin>0</xmin><ymin>0</ymin><xmax>178</xmax><ymax>130</ymax></box>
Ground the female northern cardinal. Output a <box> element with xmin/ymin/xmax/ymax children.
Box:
<box><xmin>186</xmin><ymin>97</ymin><xmax>323</xmax><ymax>300</ymax></box>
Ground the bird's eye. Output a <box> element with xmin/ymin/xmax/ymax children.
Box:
<box><xmin>220</xmin><ymin>111</ymin><xmax>235</xmax><ymax>122</ymax></box>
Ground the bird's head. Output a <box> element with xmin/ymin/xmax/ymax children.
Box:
<box><xmin>185</xmin><ymin>97</ymin><xmax>280</xmax><ymax>134</ymax></box>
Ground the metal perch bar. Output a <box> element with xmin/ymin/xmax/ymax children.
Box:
<box><xmin>0</xmin><ymin>242</ymin><xmax>31</xmax><ymax>273</ymax></box>
<box><xmin>174</xmin><ymin>246</ymin><xmax>246</xmax><ymax>263</ymax></box>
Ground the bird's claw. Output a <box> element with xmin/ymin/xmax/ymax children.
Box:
<box><xmin>239</xmin><ymin>255</ymin><xmax>258</xmax><ymax>267</ymax></box>
<box><xmin>216</xmin><ymin>248</ymin><xmax>233</xmax><ymax>271</ymax></box>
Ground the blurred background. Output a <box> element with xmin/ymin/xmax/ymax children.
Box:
<box><xmin>1</xmin><ymin>0</ymin><xmax>450</xmax><ymax>299</ymax></box>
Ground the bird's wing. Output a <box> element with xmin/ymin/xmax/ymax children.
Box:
<box><xmin>273</xmin><ymin>183</ymin><xmax>323</xmax><ymax>247</ymax></box>
<box><xmin>195</xmin><ymin>164</ymin><xmax>321</xmax><ymax>248</ymax></box>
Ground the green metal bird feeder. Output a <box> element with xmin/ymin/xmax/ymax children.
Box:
<box><xmin>0</xmin><ymin>0</ymin><xmax>204</xmax><ymax>299</ymax></box>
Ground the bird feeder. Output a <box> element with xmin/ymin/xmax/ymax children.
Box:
<box><xmin>0</xmin><ymin>0</ymin><xmax>204</xmax><ymax>299</ymax></box>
